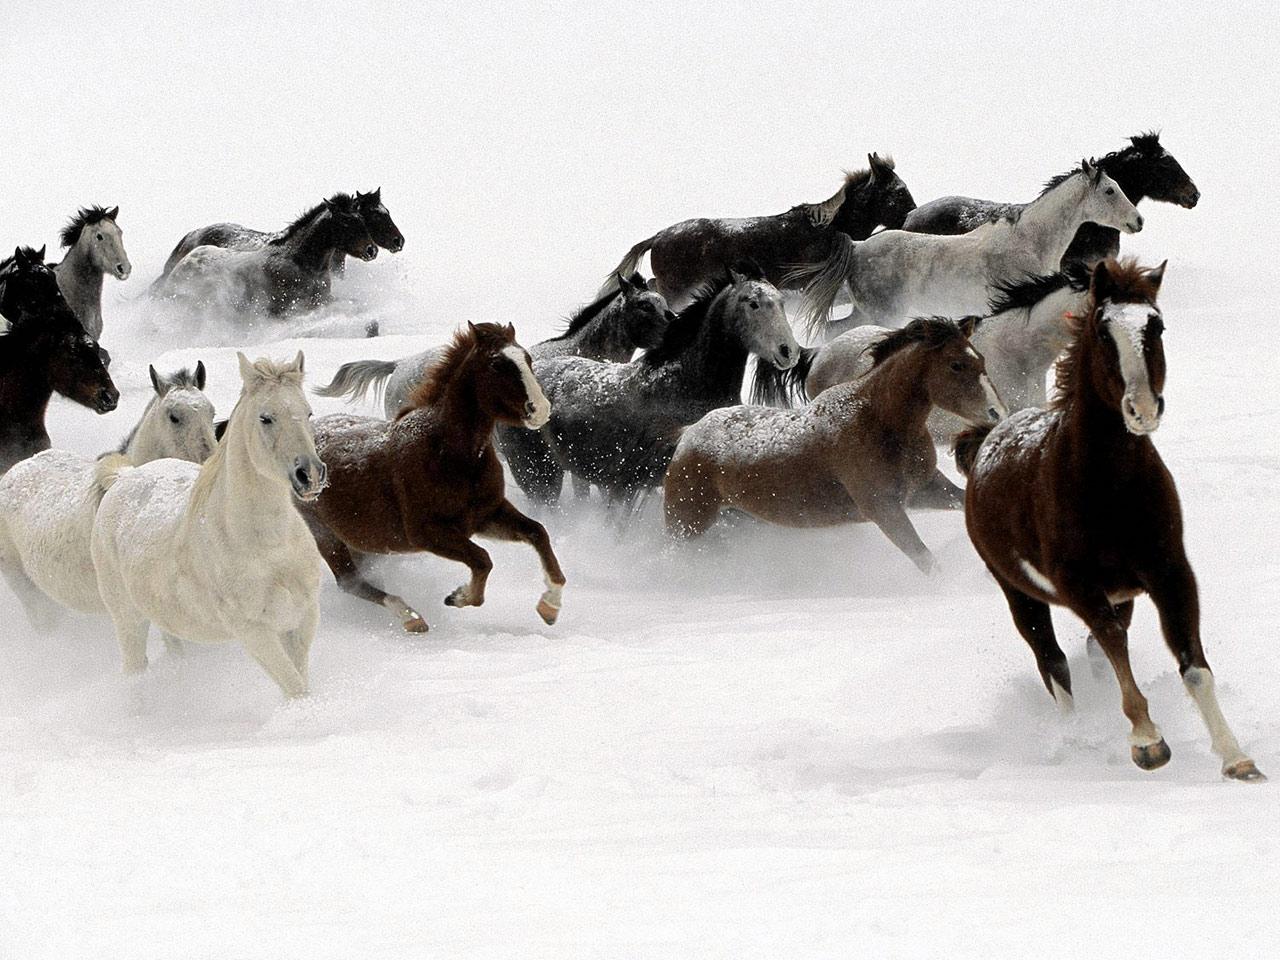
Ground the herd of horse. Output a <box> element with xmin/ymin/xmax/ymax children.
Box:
<box><xmin>0</xmin><ymin>132</ymin><xmax>1264</xmax><ymax>781</ymax></box>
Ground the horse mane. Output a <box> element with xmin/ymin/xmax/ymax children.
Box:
<box><xmin>986</xmin><ymin>271</ymin><xmax>1074</xmax><ymax>315</ymax></box>
<box><xmin>546</xmin><ymin>278</ymin><xmax>631</xmax><ymax>343</ymax></box>
<box><xmin>640</xmin><ymin>276</ymin><xmax>738</xmax><ymax>366</ymax></box>
<box><xmin>400</xmin><ymin>322</ymin><xmax>511</xmax><ymax>415</ymax></box>
<box><xmin>272</xmin><ymin>192</ymin><xmax>358</xmax><ymax>243</ymax></box>
<box><xmin>869</xmin><ymin>316</ymin><xmax>966</xmax><ymax>367</ymax></box>
<box><xmin>1039</xmin><ymin>133</ymin><xmax>1162</xmax><ymax>197</ymax></box>
<box><xmin>799</xmin><ymin>162</ymin><xmax>890</xmax><ymax>225</ymax></box>
<box><xmin>59</xmin><ymin>205</ymin><xmax>117</xmax><ymax>248</ymax></box>
<box><xmin>1051</xmin><ymin>257</ymin><xmax>1162</xmax><ymax>409</ymax></box>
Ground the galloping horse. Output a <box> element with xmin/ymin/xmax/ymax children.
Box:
<box><xmin>956</xmin><ymin>259</ymin><xmax>1263</xmax><ymax>781</ymax></box>
<box><xmin>904</xmin><ymin>134</ymin><xmax>1198</xmax><ymax>267</ymax></box>
<box><xmin>153</xmin><ymin>195</ymin><xmax>378</xmax><ymax>317</ymax></box>
<box><xmin>91</xmin><ymin>353</ymin><xmax>326</xmax><ymax>698</ymax></box>
<box><xmin>665</xmin><ymin>317</ymin><xmax>1005</xmax><ymax>570</ymax></box>
<box><xmin>0</xmin><ymin>364</ymin><xmax>215</xmax><ymax>625</ymax></box>
<box><xmin>796</xmin><ymin>160</ymin><xmax>1141</xmax><ymax>336</ymax></box>
<box><xmin>156</xmin><ymin>189</ymin><xmax>402</xmax><ymax>281</ymax></box>
<box><xmin>298</xmin><ymin>322</ymin><xmax>566</xmax><ymax>633</ymax></box>
<box><xmin>600</xmin><ymin>155</ymin><xmax>915</xmax><ymax>306</ymax></box>
<box><xmin>0</xmin><ymin>247</ymin><xmax>118</xmax><ymax>475</ymax></box>
<box><xmin>536</xmin><ymin>265</ymin><xmax>800</xmax><ymax>504</ymax></box>
<box><xmin>52</xmin><ymin>205</ymin><xmax>131</xmax><ymax>341</ymax></box>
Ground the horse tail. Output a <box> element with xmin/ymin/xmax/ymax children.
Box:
<box><xmin>787</xmin><ymin>233</ymin><xmax>858</xmax><ymax>337</ymax></box>
<box><xmin>750</xmin><ymin>347</ymin><xmax>817</xmax><ymax>407</ymax></box>
<box><xmin>597</xmin><ymin>234</ymin><xmax>656</xmax><ymax>297</ymax></box>
<box><xmin>92</xmin><ymin>452</ymin><xmax>132</xmax><ymax>499</ymax></box>
<box><xmin>312</xmin><ymin>358</ymin><xmax>397</xmax><ymax>405</ymax></box>
<box><xmin>953</xmin><ymin>425</ymin><xmax>994</xmax><ymax>477</ymax></box>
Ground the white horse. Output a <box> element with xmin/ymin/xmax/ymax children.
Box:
<box><xmin>798</xmin><ymin>161</ymin><xmax>1142</xmax><ymax>336</ymax></box>
<box><xmin>91</xmin><ymin>352</ymin><xmax>327</xmax><ymax>698</ymax></box>
<box><xmin>0</xmin><ymin>364</ymin><xmax>217</xmax><ymax>625</ymax></box>
<box><xmin>52</xmin><ymin>205</ymin><xmax>131</xmax><ymax>341</ymax></box>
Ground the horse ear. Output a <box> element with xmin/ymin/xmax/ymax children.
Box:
<box><xmin>373</xmin><ymin>187</ymin><xmax>381</xmax><ymax>200</ymax></box>
<box><xmin>195</xmin><ymin>360</ymin><xmax>207</xmax><ymax>390</ymax></box>
<box><xmin>106</xmin><ymin>206</ymin><xmax>119</xmax><ymax>220</ymax></box>
<box><xmin>149</xmin><ymin>364</ymin><xmax>163</xmax><ymax>395</ymax></box>
<box><xmin>615</xmin><ymin>272</ymin><xmax>631</xmax><ymax>296</ymax></box>
<box><xmin>1145</xmin><ymin>260</ymin><xmax>1168</xmax><ymax>294</ymax></box>
<box><xmin>504</xmin><ymin>322</ymin><xmax>516</xmax><ymax>339</ymax></box>
<box><xmin>292</xmin><ymin>350</ymin><xmax>305</xmax><ymax>375</ymax></box>
<box><xmin>729</xmin><ymin>267</ymin><xmax>747</xmax><ymax>286</ymax></box>
<box><xmin>36</xmin><ymin>245</ymin><xmax>46</xmax><ymax>261</ymax></box>
<box><xmin>237</xmin><ymin>352</ymin><xmax>255</xmax><ymax>383</ymax></box>
<box><xmin>1090</xmin><ymin>260</ymin><xmax>1114</xmax><ymax>302</ymax></box>
<box><xmin>13</xmin><ymin>247</ymin><xmax>22</xmax><ymax>262</ymax></box>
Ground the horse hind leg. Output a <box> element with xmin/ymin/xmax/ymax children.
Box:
<box><xmin>242</xmin><ymin>633</ymin><xmax>308</xmax><ymax>699</ymax></box>
<box><xmin>662</xmin><ymin>455</ymin><xmax>722</xmax><ymax>540</ymax></box>
<box><xmin>312</xmin><ymin>522</ymin><xmax>427</xmax><ymax>633</ymax></box>
<box><xmin>478</xmin><ymin>500</ymin><xmax>566</xmax><ymax>625</ymax></box>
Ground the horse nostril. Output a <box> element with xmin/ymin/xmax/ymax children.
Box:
<box><xmin>779</xmin><ymin>344</ymin><xmax>792</xmax><ymax>360</ymax></box>
<box><xmin>1157</xmin><ymin>396</ymin><xmax>1165</xmax><ymax>416</ymax></box>
<box><xmin>524</xmin><ymin>401</ymin><xmax>537</xmax><ymax>416</ymax></box>
<box><xmin>366</xmin><ymin>245</ymin><xmax>377</xmax><ymax>259</ymax></box>
<box><xmin>294</xmin><ymin>466</ymin><xmax>310</xmax><ymax>488</ymax></box>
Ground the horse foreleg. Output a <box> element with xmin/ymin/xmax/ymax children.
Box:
<box><xmin>854</xmin><ymin>493</ymin><xmax>936</xmax><ymax>574</ymax></box>
<box><xmin>408</xmin><ymin>525</ymin><xmax>493</xmax><ymax>610</ymax></box>
<box><xmin>283</xmin><ymin>604</ymin><xmax>320</xmax><ymax>685</ymax></box>
<box><xmin>1063</xmin><ymin>586</ymin><xmax>1167</xmax><ymax>770</ymax></box>
<box><xmin>310</xmin><ymin>519</ymin><xmax>427</xmax><ymax>633</ymax></box>
<box><xmin>242</xmin><ymin>633</ymin><xmax>308</xmax><ymax>700</ymax></box>
<box><xmin>908</xmin><ymin>469</ymin><xmax>966</xmax><ymax>511</ymax></box>
<box><xmin>478</xmin><ymin>500</ymin><xmax>566</xmax><ymax>625</ymax></box>
<box><xmin>1146</xmin><ymin>567</ymin><xmax>1264</xmax><ymax>782</ymax></box>
<box><xmin>0</xmin><ymin>558</ymin><xmax>63</xmax><ymax>633</ymax></box>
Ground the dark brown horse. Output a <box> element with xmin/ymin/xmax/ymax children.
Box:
<box><xmin>664</xmin><ymin>317</ymin><xmax>1005</xmax><ymax>571</ymax></box>
<box><xmin>957</xmin><ymin>258</ymin><xmax>1263</xmax><ymax>781</ymax></box>
<box><xmin>600</xmin><ymin>155</ymin><xmax>915</xmax><ymax>306</ymax></box>
<box><xmin>298</xmin><ymin>322</ymin><xmax>565</xmax><ymax>632</ymax></box>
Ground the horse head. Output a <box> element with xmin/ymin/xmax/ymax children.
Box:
<box><xmin>234</xmin><ymin>351</ymin><xmax>327</xmax><ymax>499</ymax></box>
<box><xmin>1080</xmin><ymin>161</ymin><xmax>1144</xmax><ymax>234</ymax></box>
<box><xmin>357</xmin><ymin>188</ymin><xmax>405</xmax><ymax>253</ymax></box>
<box><xmin>721</xmin><ymin>262</ymin><xmax>799</xmax><ymax>370</ymax></box>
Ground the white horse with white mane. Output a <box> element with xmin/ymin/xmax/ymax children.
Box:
<box><xmin>90</xmin><ymin>352</ymin><xmax>327</xmax><ymax>698</ymax></box>
<box><xmin>798</xmin><ymin>160</ymin><xmax>1143</xmax><ymax>336</ymax></box>
<box><xmin>0</xmin><ymin>363</ymin><xmax>217</xmax><ymax>626</ymax></box>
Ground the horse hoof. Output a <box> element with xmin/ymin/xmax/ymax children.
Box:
<box><xmin>1224</xmin><ymin>760</ymin><xmax>1266</xmax><ymax>782</ymax></box>
<box><xmin>444</xmin><ymin>588</ymin><xmax>480</xmax><ymax>608</ymax></box>
<box><xmin>1131</xmin><ymin>739</ymin><xmax>1172</xmax><ymax>771</ymax></box>
<box><xmin>403</xmin><ymin>616</ymin><xmax>429</xmax><ymax>633</ymax></box>
<box><xmin>536</xmin><ymin>599</ymin><xmax>560</xmax><ymax>625</ymax></box>
<box><xmin>364</xmin><ymin>319</ymin><xmax>380</xmax><ymax>338</ymax></box>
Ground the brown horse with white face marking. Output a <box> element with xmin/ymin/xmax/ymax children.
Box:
<box><xmin>297</xmin><ymin>322</ymin><xmax>565</xmax><ymax>632</ymax></box>
<box><xmin>664</xmin><ymin>317</ymin><xmax>1005</xmax><ymax>572</ymax></box>
<box><xmin>957</xmin><ymin>259</ymin><xmax>1263</xmax><ymax>781</ymax></box>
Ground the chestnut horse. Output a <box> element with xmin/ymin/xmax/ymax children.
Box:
<box><xmin>665</xmin><ymin>317</ymin><xmax>1005</xmax><ymax>572</ymax></box>
<box><xmin>297</xmin><ymin>322</ymin><xmax>566</xmax><ymax>633</ymax></box>
<box><xmin>957</xmin><ymin>259</ymin><xmax>1263</xmax><ymax>781</ymax></box>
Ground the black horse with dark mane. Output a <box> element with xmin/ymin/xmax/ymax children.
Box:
<box><xmin>903</xmin><ymin>133</ymin><xmax>1198</xmax><ymax>267</ymax></box>
<box><xmin>599</xmin><ymin>154</ymin><xmax>915</xmax><ymax>306</ymax></box>
<box><xmin>0</xmin><ymin>247</ymin><xmax>118</xmax><ymax>474</ymax></box>
<box><xmin>154</xmin><ymin>189</ymin><xmax>402</xmax><ymax>283</ymax></box>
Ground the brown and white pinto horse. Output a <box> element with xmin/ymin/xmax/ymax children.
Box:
<box><xmin>957</xmin><ymin>259</ymin><xmax>1263</xmax><ymax>781</ymax></box>
<box><xmin>298</xmin><ymin>323</ymin><xmax>565</xmax><ymax>632</ymax></box>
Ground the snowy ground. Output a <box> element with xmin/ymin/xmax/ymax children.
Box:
<box><xmin>4</xmin><ymin>4</ymin><xmax>1279</xmax><ymax>958</ymax></box>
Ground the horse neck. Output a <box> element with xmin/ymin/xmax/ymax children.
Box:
<box><xmin>1058</xmin><ymin>338</ymin><xmax>1139</xmax><ymax>459</ymax></box>
<box><xmin>1100</xmin><ymin>153</ymin><xmax>1148</xmax><ymax>203</ymax></box>
<box><xmin>1011</xmin><ymin>179</ymin><xmax>1092</xmax><ymax>266</ymax></box>
<box><xmin>412</xmin><ymin>362</ymin><xmax>498</xmax><ymax>457</ymax></box>
<box><xmin>191</xmin><ymin>420</ymin><xmax>295</xmax><ymax>540</ymax></box>
<box><xmin>858</xmin><ymin>348</ymin><xmax>934</xmax><ymax>432</ymax></box>
<box><xmin>0</xmin><ymin>346</ymin><xmax>54</xmax><ymax>438</ymax></box>
<box><xmin>56</xmin><ymin>244</ymin><xmax>104</xmax><ymax>313</ymax></box>
<box><xmin>570</xmin><ymin>299</ymin><xmax>633</xmax><ymax>361</ymax></box>
<box><xmin>123</xmin><ymin>397</ymin><xmax>160</xmax><ymax>461</ymax></box>
<box><xmin>288</xmin><ymin>212</ymin><xmax>343</xmax><ymax>271</ymax></box>
<box><xmin>652</xmin><ymin>302</ymin><xmax>749</xmax><ymax>401</ymax></box>
<box><xmin>831</xmin><ymin>187</ymin><xmax>880</xmax><ymax>237</ymax></box>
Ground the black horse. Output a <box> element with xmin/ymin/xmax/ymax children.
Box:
<box><xmin>599</xmin><ymin>154</ymin><xmax>915</xmax><ymax>306</ymax></box>
<box><xmin>0</xmin><ymin>247</ymin><xmax>118</xmax><ymax>474</ymax></box>
<box><xmin>154</xmin><ymin>189</ymin><xmax>402</xmax><ymax>282</ymax></box>
<box><xmin>903</xmin><ymin>133</ymin><xmax>1198</xmax><ymax>268</ymax></box>
<box><xmin>152</xmin><ymin>195</ymin><xmax>378</xmax><ymax>317</ymax></box>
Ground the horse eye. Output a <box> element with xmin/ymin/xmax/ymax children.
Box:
<box><xmin>169</xmin><ymin>413</ymin><xmax>181</xmax><ymax>425</ymax></box>
<box><xmin>949</xmin><ymin>360</ymin><xmax>964</xmax><ymax>373</ymax></box>
<box><xmin>749</xmin><ymin>300</ymin><xmax>760</xmax><ymax>309</ymax></box>
<box><xmin>96</xmin><ymin>233</ymin><xmax>104</xmax><ymax>241</ymax></box>
<box><xmin>259</xmin><ymin>414</ymin><xmax>274</xmax><ymax>425</ymax></box>
<box><xmin>1105</xmin><ymin>188</ymin><xmax>1115</xmax><ymax>196</ymax></box>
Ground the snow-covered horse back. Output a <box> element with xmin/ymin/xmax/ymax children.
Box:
<box><xmin>796</xmin><ymin>160</ymin><xmax>1142</xmax><ymax>336</ymax></box>
<box><xmin>665</xmin><ymin>317</ymin><xmax>1005</xmax><ymax>568</ymax></box>
<box><xmin>90</xmin><ymin>352</ymin><xmax>326</xmax><ymax>698</ymax></box>
<box><xmin>0</xmin><ymin>363</ymin><xmax>217</xmax><ymax>623</ymax></box>
<box><xmin>956</xmin><ymin>259</ymin><xmax>1263</xmax><ymax>781</ymax></box>
<box><xmin>52</xmin><ymin>205</ymin><xmax>131</xmax><ymax>341</ymax></box>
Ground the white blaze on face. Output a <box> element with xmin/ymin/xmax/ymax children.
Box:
<box><xmin>504</xmin><ymin>345</ymin><xmax>550</xmax><ymax>428</ymax></box>
<box><xmin>980</xmin><ymin>372</ymin><xmax>1007</xmax><ymax>420</ymax></box>
<box><xmin>1104</xmin><ymin>303</ymin><xmax>1161</xmax><ymax>434</ymax></box>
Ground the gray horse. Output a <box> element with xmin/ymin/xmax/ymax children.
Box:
<box><xmin>52</xmin><ymin>205</ymin><xmax>131</xmax><ymax>341</ymax></box>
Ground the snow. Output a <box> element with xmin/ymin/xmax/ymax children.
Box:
<box><xmin>3</xmin><ymin>3</ymin><xmax>1280</xmax><ymax>958</ymax></box>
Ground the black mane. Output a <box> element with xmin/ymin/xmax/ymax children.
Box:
<box><xmin>869</xmin><ymin>316</ymin><xmax>965</xmax><ymax>366</ymax></box>
<box><xmin>641</xmin><ymin>279</ymin><xmax>729</xmax><ymax>366</ymax></box>
<box><xmin>1039</xmin><ymin>132</ymin><xmax>1163</xmax><ymax>196</ymax></box>
<box><xmin>546</xmin><ymin>277</ymin><xmax>635</xmax><ymax>343</ymax></box>
<box><xmin>59</xmin><ymin>205</ymin><xmax>117</xmax><ymax>248</ymax></box>
<box><xmin>273</xmin><ymin>192</ymin><xmax>358</xmax><ymax>242</ymax></box>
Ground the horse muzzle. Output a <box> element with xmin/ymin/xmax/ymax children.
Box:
<box><xmin>388</xmin><ymin>236</ymin><xmax>405</xmax><ymax>253</ymax></box>
<box><xmin>771</xmin><ymin>342</ymin><xmax>800</xmax><ymax>370</ymax></box>
<box><xmin>522</xmin><ymin>398</ymin><xmax>551</xmax><ymax>430</ymax></box>
<box><xmin>291</xmin><ymin>458</ymin><xmax>328</xmax><ymax>500</ymax></box>
<box><xmin>361</xmin><ymin>245</ymin><xmax>379</xmax><ymax>262</ymax></box>
<box><xmin>114</xmin><ymin>262</ymin><xmax>132</xmax><ymax>280</ymax></box>
<box><xmin>1179</xmin><ymin>188</ymin><xmax>1201</xmax><ymax>209</ymax></box>
<box><xmin>1122</xmin><ymin>394</ymin><xmax>1162</xmax><ymax>435</ymax></box>
<box><xmin>94</xmin><ymin>386</ymin><xmax>121</xmax><ymax>413</ymax></box>
<box><xmin>1123</xmin><ymin>214</ymin><xmax>1144</xmax><ymax>234</ymax></box>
